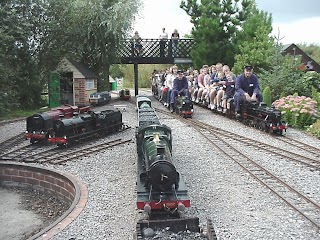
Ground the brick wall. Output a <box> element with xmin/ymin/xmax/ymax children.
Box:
<box><xmin>0</xmin><ymin>163</ymin><xmax>77</xmax><ymax>205</ymax></box>
<box><xmin>74</xmin><ymin>78</ymin><xmax>87</xmax><ymax>106</ymax></box>
<box><xmin>0</xmin><ymin>163</ymin><xmax>88</xmax><ymax>239</ymax></box>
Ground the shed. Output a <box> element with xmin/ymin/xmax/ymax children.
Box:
<box><xmin>282</xmin><ymin>43</ymin><xmax>320</xmax><ymax>73</ymax></box>
<box><xmin>57</xmin><ymin>58</ymin><xmax>99</xmax><ymax>106</ymax></box>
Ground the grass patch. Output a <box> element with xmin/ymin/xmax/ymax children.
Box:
<box><xmin>0</xmin><ymin>108</ymin><xmax>41</xmax><ymax>121</ymax></box>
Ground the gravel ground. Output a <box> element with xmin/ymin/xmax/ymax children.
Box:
<box><xmin>1</xmin><ymin>92</ymin><xmax>320</xmax><ymax>240</ymax></box>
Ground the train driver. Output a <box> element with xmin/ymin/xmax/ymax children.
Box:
<box><xmin>170</xmin><ymin>70</ymin><xmax>189</xmax><ymax>113</ymax></box>
<box><xmin>234</xmin><ymin>65</ymin><xmax>262</xmax><ymax>117</ymax></box>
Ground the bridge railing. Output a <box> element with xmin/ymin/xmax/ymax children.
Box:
<box><xmin>116</xmin><ymin>38</ymin><xmax>194</xmax><ymax>61</ymax></box>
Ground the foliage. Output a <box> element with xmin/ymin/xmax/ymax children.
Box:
<box><xmin>180</xmin><ymin>0</ymin><xmax>254</xmax><ymax>68</ymax></box>
<box><xmin>0</xmin><ymin>92</ymin><xmax>19</xmax><ymax>118</ymax></box>
<box><xmin>306</xmin><ymin>119</ymin><xmax>320</xmax><ymax>139</ymax></box>
<box><xmin>121</xmin><ymin>64</ymin><xmax>170</xmax><ymax>88</ymax></box>
<box><xmin>273</xmin><ymin>95</ymin><xmax>318</xmax><ymax>129</ymax></box>
<box><xmin>301</xmin><ymin>71</ymin><xmax>320</xmax><ymax>93</ymax></box>
<box><xmin>0</xmin><ymin>0</ymin><xmax>141</xmax><ymax>116</ymax></box>
<box><xmin>262</xmin><ymin>86</ymin><xmax>272</xmax><ymax>107</ymax></box>
<box><xmin>0</xmin><ymin>0</ymin><xmax>49</xmax><ymax>110</ymax></box>
<box><xmin>259</xmin><ymin>43</ymin><xmax>305</xmax><ymax>101</ymax></box>
<box><xmin>311</xmin><ymin>87</ymin><xmax>320</xmax><ymax>109</ymax></box>
<box><xmin>233</xmin><ymin>7</ymin><xmax>274</xmax><ymax>75</ymax></box>
<box><xmin>41</xmin><ymin>0</ymin><xmax>141</xmax><ymax>91</ymax></box>
<box><xmin>110</xmin><ymin>64</ymin><xmax>125</xmax><ymax>78</ymax></box>
<box><xmin>298</xmin><ymin>43</ymin><xmax>320</xmax><ymax>64</ymax></box>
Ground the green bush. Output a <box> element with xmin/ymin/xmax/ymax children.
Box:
<box><xmin>307</xmin><ymin>119</ymin><xmax>320</xmax><ymax>139</ymax></box>
<box><xmin>273</xmin><ymin>95</ymin><xmax>318</xmax><ymax>129</ymax></box>
<box><xmin>311</xmin><ymin>87</ymin><xmax>320</xmax><ymax>109</ymax></box>
<box><xmin>262</xmin><ymin>86</ymin><xmax>272</xmax><ymax>106</ymax></box>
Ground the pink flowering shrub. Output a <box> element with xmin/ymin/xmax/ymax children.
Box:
<box><xmin>272</xmin><ymin>95</ymin><xmax>318</xmax><ymax>129</ymax></box>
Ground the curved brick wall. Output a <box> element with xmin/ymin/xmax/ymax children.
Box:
<box><xmin>0</xmin><ymin>163</ymin><xmax>88</xmax><ymax>240</ymax></box>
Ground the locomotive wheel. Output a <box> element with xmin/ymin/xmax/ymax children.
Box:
<box><xmin>30</xmin><ymin>138</ymin><xmax>36</xmax><ymax>144</ymax></box>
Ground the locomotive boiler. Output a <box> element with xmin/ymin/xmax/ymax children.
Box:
<box><xmin>49</xmin><ymin>109</ymin><xmax>123</xmax><ymax>146</ymax></box>
<box><xmin>136</xmin><ymin>96</ymin><xmax>190</xmax><ymax>213</ymax></box>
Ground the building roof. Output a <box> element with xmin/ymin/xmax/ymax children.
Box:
<box><xmin>66</xmin><ymin>58</ymin><xmax>99</xmax><ymax>79</ymax></box>
<box><xmin>281</xmin><ymin>43</ymin><xmax>320</xmax><ymax>73</ymax></box>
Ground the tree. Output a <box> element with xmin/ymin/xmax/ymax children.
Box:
<box><xmin>0</xmin><ymin>0</ymin><xmax>141</xmax><ymax>115</ymax></box>
<box><xmin>0</xmin><ymin>0</ymin><xmax>48</xmax><ymax>109</ymax></box>
<box><xmin>298</xmin><ymin>43</ymin><xmax>320</xmax><ymax>64</ymax></box>
<box><xmin>180</xmin><ymin>0</ymin><xmax>254</xmax><ymax>68</ymax></box>
<box><xmin>232</xmin><ymin>7</ymin><xmax>274</xmax><ymax>75</ymax></box>
<box><xmin>259</xmin><ymin>43</ymin><xmax>304</xmax><ymax>101</ymax></box>
<box><xmin>68</xmin><ymin>0</ymin><xmax>141</xmax><ymax>91</ymax></box>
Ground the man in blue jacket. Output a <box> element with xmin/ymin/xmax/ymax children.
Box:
<box><xmin>234</xmin><ymin>65</ymin><xmax>262</xmax><ymax>117</ymax></box>
<box><xmin>170</xmin><ymin>70</ymin><xmax>189</xmax><ymax>112</ymax></box>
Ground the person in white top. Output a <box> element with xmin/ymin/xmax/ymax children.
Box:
<box><xmin>159</xmin><ymin>27</ymin><xmax>168</xmax><ymax>57</ymax></box>
<box><xmin>164</xmin><ymin>65</ymin><xmax>178</xmax><ymax>107</ymax></box>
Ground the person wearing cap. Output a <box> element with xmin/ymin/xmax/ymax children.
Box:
<box><xmin>170</xmin><ymin>70</ymin><xmax>189</xmax><ymax>113</ymax></box>
<box><xmin>234</xmin><ymin>65</ymin><xmax>262</xmax><ymax>116</ymax></box>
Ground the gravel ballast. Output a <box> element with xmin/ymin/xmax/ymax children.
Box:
<box><xmin>0</xmin><ymin>93</ymin><xmax>320</xmax><ymax>240</ymax></box>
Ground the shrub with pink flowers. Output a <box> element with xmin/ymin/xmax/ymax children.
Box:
<box><xmin>272</xmin><ymin>95</ymin><xmax>318</xmax><ymax>129</ymax></box>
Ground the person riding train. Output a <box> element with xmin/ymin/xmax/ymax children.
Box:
<box><xmin>170</xmin><ymin>70</ymin><xmax>189</xmax><ymax>113</ymax></box>
<box><xmin>234</xmin><ymin>65</ymin><xmax>263</xmax><ymax>118</ymax></box>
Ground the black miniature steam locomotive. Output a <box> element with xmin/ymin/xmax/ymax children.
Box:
<box><xmin>195</xmin><ymin>98</ymin><xmax>287</xmax><ymax>135</ymax></box>
<box><xmin>239</xmin><ymin>101</ymin><xmax>287</xmax><ymax>134</ymax></box>
<box><xmin>48</xmin><ymin>109</ymin><xmax>123</xmax><ymax>146</ymax></box>
<box><xmin>135</xmin><ymin>96</ymin><xmax>190</xmax><ymax>213</ymax></box>
<box><xmin>219</xmin><ymin>99</ymin><xmax>287</xmax><ymax>135</ymax></box>
<box><xmin>174</xmin><ymin>96</ymin><xmax>194</xmax><ymax>118</ymax></box>
<box><xmin>25</xmin><ymin>105</ymin><xmax>90</xmax><ymax>144</ymax></box>
<box><xmin>151</xmin><ymin>74</ymin><xmax>194</xmax><ymax>118</ymax></box>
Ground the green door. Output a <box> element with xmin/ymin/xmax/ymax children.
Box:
<box><xmin>49</xmin><ymin>71</ymin><xmax>61</xmax><ymax>108</ymax></box>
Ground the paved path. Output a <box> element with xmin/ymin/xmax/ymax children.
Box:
<box><xmin>0</xmin><ymin>188</ymin><xmax>43</xmax><ymax>240</ymax></box>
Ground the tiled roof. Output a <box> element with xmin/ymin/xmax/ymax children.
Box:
<box><xmin>66</xmin><ymin>58</ymin><xmax>99</xmax><ymax>79</ymax></box>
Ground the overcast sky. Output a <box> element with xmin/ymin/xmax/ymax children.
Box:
<box><xmin>132</xmin><ymin>0</ymin><xmax>320</xmax><ymax>45</ymax></box>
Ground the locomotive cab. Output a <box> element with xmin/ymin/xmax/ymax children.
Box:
<box><xmin>26</xmin><ymin>112</ymin><xmax>53</xmax><ymax>144</ymax></box>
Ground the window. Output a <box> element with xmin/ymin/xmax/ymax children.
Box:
<box><xmin>85</xmin><ymin>79</ymin><xmax>95</xmax><ymax>90</ymax></box>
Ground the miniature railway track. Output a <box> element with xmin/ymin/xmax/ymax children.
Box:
<box><xmin>276</xmin><ymin>135</ymin><xmax>320</xmax><ymax>157</ymax></box>
<box><xmin>0</xmin><ymin>132</ymin><xmax>26</xmax><ymax>154</ymax></box>
<box><xmin>0</xmin><ymin>143</ymin><xmax>46</xmax><ymax>161</ymax></box>
<box><xmin>191</xmin><ymin>119</ymin><xmax>320</xmax><ymax>171</ymax></box>
<box><xmin>29</xmin><ymin>138</ymin><xmax>132</xmax><ymax>164</ymax></box>
<box><xmin>154</xmin><ymin>106</ymin><xmax>320</xmax><ymax>231</ymax></box>
<box><xmin>193</xmin><ymin>101</ymin><xmax>320</xmax><ymax>160</ymax></box>
<box><xmin>0</xmin><ymin>138</ymin><xmax>132</xmax><ymax>164</ymax></box>
<box><xmin>155</xmin><ymin>107</ymin><xmax>320</xmax><ymax>170</ymax></box>
<box><xmin>187</xmin><ymin>118</ymin><xmax>320</xmax><ymax>231</ymax></box>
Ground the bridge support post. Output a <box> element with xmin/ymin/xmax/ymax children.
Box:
<box><xmin>134</xmin><ymin>63</ymin><xmax>138</xmax><ymax>96</ymax></box>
